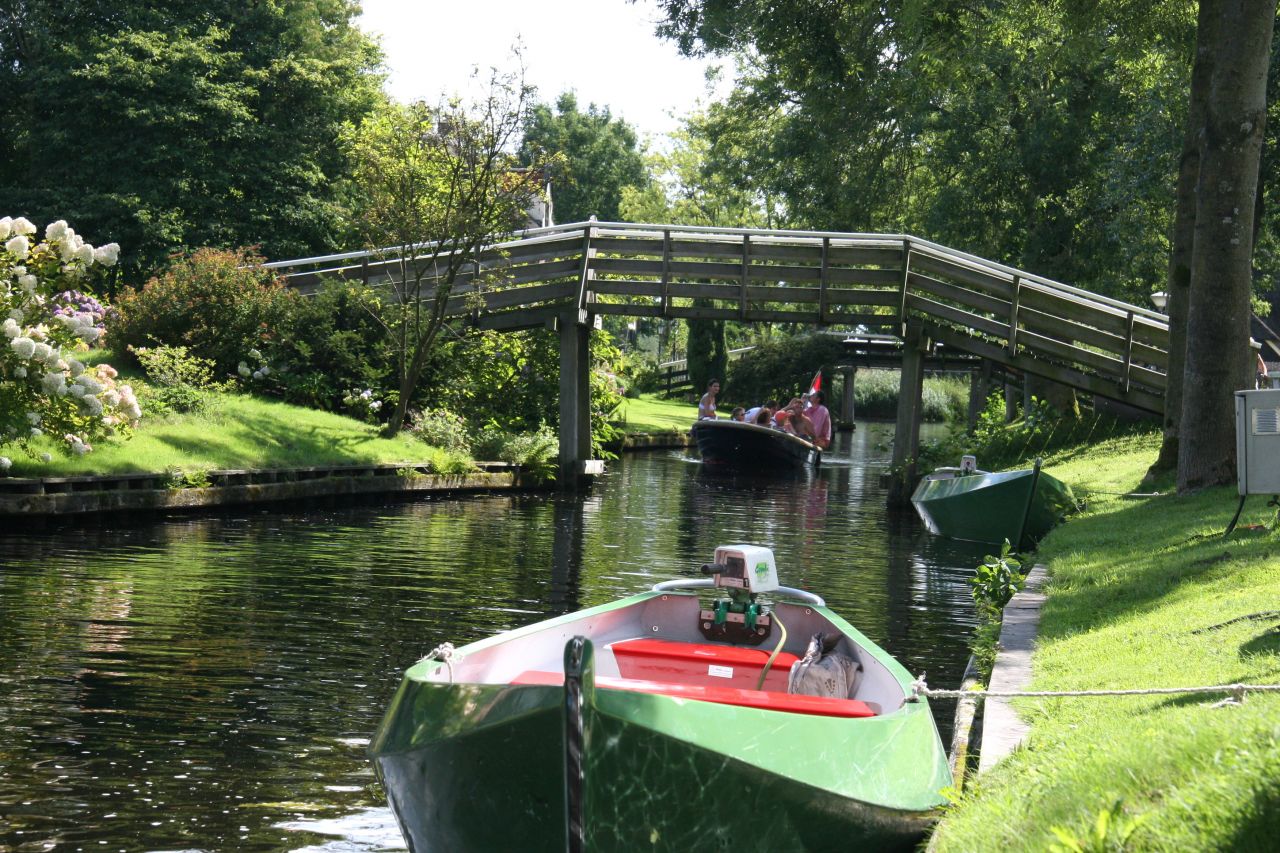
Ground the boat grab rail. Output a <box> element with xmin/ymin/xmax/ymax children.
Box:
<box><xmin>651</xmin><ymin>579</ymin><xmax>826</xmax><ymax>607</ymax></box>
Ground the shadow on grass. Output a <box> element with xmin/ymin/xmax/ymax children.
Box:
<box><xmin>155</xmin><ymin>409</ymin><xmax>405</xmax><ymax>468</ymax></box>
<box><xmin>1035</xmin><ymin>487</ymin><xmax>1280</xmax><ymax>643</ymax></box>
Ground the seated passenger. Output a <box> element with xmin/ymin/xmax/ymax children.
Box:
<box><xmin>754</xmin><ymin>407</ymin><xmax>773</xmax><ymax>426</ymax></box>
<box><xmin>731</xmin><ymin>407</ymin><xmax>746</xmax><ymax>422</ymax></box>
<box><xmin>697</xmin><ymin>379</ymin><xmax>720</xmax><ymax>420</ymax></box>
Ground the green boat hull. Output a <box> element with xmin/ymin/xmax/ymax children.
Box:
<box><xmin>371</xmin><ymin>593</ymin><xmax>951</xmax><ymax>851</ymax></box>
<box><xmin>910</xmin><ymin>467</ymin><xmax>1075</xmax><ymax>550</ymax></box>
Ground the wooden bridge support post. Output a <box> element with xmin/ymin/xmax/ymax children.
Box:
<box><xmin>967</xmin><ymin>360</ymin><xmax>993</xmax><ymax>430</ymax></box>
<box><xmin>888</xmin><ymin>324</ymin><xmax>927</xmax><ymax>506</ymax></box>
<box><xmin>558</xmin><ymin>311</ymin><xmax>595</xmax><ymax>489</ymax></box>
<box><xmin>839</xmin><ymin>366</ymin><xmax>858</xmax><ymax>429</ymax></box>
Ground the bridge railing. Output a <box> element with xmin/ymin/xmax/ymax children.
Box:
<box><xmin>264</xmin><ymin>222</ymin><xmax>1170</xmax><ymax>412</ymax></box>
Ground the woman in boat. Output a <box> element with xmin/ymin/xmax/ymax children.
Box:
<box><xmin>697</xmin><ymin>379</ymin><xmax>720</xmax><ymax>420</ymax></box>
<box><xmin>730</xmin><ymin>407</ymin><xmax>746</xmax><ymax>422</ymax></box>
<box><xmin>807</xmin><ymin>391</ymin><xmax>832</xmax><ymax>449</ymax></box>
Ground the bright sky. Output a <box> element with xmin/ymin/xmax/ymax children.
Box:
<box><xmin>357</xmin><ymin>0</ymin><xmax>730</xmax><ymax>142</ymax></box>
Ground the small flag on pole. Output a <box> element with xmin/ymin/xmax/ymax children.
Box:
<box><xmin>809</xmin><ymin>370</ymin><xmax>822</xmax><ymax>395</ymax></box>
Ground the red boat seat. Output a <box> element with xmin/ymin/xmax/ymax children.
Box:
<box><xmin>511</xmin><ymin>670</ymin><xmax>876</xmax><ymax>718</ymax></box>
<box><xmin>609</xmin><ymin>638</ymin><xmax>800</xmax><ymax>693</ymax></box>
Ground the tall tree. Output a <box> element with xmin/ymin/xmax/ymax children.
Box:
<box><xmin>1177</xmin><ymin>0</ymin><xmax>1276</xmax><ymax>492</ymax></box>
<box><xmin>0</xmin><ymin>1</ymin><xmax>384</xmax><ymax>276</ymax></box>
<box><xmin>1151</xmin><ymin>0</ymin><xmax>1220</xmax><ymax>475</ymax></box>
<box><xmin>519</xmin><ymin>92</ymin><xmax>649</xmax><ymax>224</ymax></box>
<box><xmin>343</xmin><ymin>70</ymin><xmax>544</xmax><ymax>436</ymax></box>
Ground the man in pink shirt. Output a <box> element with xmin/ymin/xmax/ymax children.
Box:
<box><xmin>807</xmin><ymin>391</ymin><xmax>832</xmax><ymax>449</ymax></box>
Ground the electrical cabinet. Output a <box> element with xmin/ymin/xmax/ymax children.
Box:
<box><xmin>1235</xmin><ymin>389</ymin><xmax>1280</xmax><ymax>495</ymax></box>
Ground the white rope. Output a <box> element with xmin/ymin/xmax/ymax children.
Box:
<box><xmin>910</xmin><ymin>675</ymin><xmax>1280</xmax><ymax>706</ymax></box>
<box><xmin>422</xmin><ymin>642</ymin><xmax>458</xmax><ymax>683</ymax></box>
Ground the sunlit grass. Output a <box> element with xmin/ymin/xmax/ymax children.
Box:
<box><xmin>618</xmin><ymin>394</ymin><xmax>696</xmax><ymax>434</ymax></box>
<box><xmin>3</xmin><ymin>392</ymin><xmax>454</xmax><ymax>477</ymax></box>
<box><xmin>934</xmin><ymin>431</ymin><xmax>1280</xmax><ymax>850</ymax></box>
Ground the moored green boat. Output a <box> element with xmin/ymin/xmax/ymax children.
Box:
<box><xmin>370</xmin><ymin>546</ymin><xmax>951</xmax><ymax>851</ymax></box>
<box><xmin>910</xmin><ymin>458</ymin><xmax>1075</xmax><ymax>550</ymax></box>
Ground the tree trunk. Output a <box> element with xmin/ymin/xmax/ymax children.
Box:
<box><xmin>1150</xmin><ymin>0</ymin><xmax>1219</xmax><ymax>476</ymax></box>
<box><xmin>1178</xmin><ymin>0</ymin><xmax>1276</xmax><ymax>492</ymax></box>
<box><xmin>1024</xmin><ymin>374</ymin><xmax>1080</xmax><ymax>419</ymax></box>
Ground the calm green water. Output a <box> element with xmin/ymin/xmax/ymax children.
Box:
<box><xmin>0</xmin><ymin>423</ymin><xmax>987</xmax><ymax>851</ymax></box>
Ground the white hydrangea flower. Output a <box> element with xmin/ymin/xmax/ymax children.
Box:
<box><xmin>5</xmin><ymin>235</ymin><xmax>29</xmax><ymax>259</ymax></box>
<box><xmin>75</xmin><ymin>375</ymin><xmax>103</xmax><ymax>395</ymax></box>
<box><xmin>94</xmin><ymin>243</ymin><xmax>120</xmax><ymax>266</ymax></box>
<box><xmin>252</xmin><ymin>370</ymin><xmax>263</xmax><ymax>380</ymax></box>
<box><xmin>41</xmin><ymin>371</ymin><xmax>65</xmax><ymax>394</ymax></box>
<box><xmin>1</xmin><ymin>318</ymin><xmax>18</xmax><ymax>338</ymax></box>
<box><xmin>79</xmin><ymin>326</ymin><xmax>101</xmax><ymax>344</ymax></box>
<box><xmin>237</xmin><ymin>363</ymin><xmax>251</xmax><ymax>377</ymax></box>
<box><xmin>66</xmin><ymin>358</ymin><xmax>84</xmax><ymax>378</ymax></box>
<box><xmin>248</xmin><ymin>348</ymin><xmax>262</xmax><ymax>361</ymax></box>
<box><xmin>14</xmin><ymin>366</ymin><xmax>26</xmax><ymax>378</ymax></box>
<box><xmin>25</xmin><ymin>412</ymin><xmax>40</xmax><ymax>425</ymax></box>
<box><xmin>9</xmin><ymin>308</ymin><xmax>23</xmax><ymax>323</ymax></box>
<box><xmin>0</xmin><ymin>456</ymin><xmax>10</xmax><ymax>471</ymax></box>
<box><xmin>259</xmin><ymin>365</ymin><xmax>271</xmax><ymax>377</ymax></box>
<box><xmin>74</xmin><ymin>243</ymin><xmax>94</xmax><ymax>265</ymax></box>
<box><xmin>17</xmin><ymin>274</ymin><xmax>36</xmax><ymax>291</ymax></box>
<box><xmin>103</xmin><ymin>390</ymin><xmax>121</xmax><ymax>407</ymax></box>
<box><xmin>10</xmin><ymin>217</ymin><xmax>35</xmax><ymax>236</ymax></box>
<box><xmin>10</xmin><ymin>336</ymin><xmax>35</xmax><ymax>359</ymax></box>
<box><xmin>67</xmin><ymin>384</ymin><xmax>85</xmax><ymax>398</ymax></box>
<box><xmin>40</xmin><ymin>452</ymin><xmax>52</xmax><ymax>463</ymax></box>
<box><xmin>83</xmin><ymin>396</ymin><xmax>103</xmax><ymax>416</ymax></box>
<box><xmin>31</xmin><ymin>341</ymin><xmax>52</xmax><ymax>363</ymax></box>
<box><xmin>29</xmin><ymin>427</ymin><xmax>42</xmax><ymax>437</ymax></box>
<box><xmin>124</xmin><ymin>403</ymin><xmax>141</xmax><ymax>420</ymax></box>
<box><xmin>45</xmin><ymin>220</ymin><xmax>68</xmax><ymax>240</ymax></box>
<box><xmin>0</xmin><ymin>217</ymin><xmax>11</xmax><ymax>239</ymax></box>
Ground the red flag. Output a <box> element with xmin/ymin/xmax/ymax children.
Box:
<box><xmin>809</xmin><ymin>370</ymin><xmax>822</xmax><ymax>395</ymax></box>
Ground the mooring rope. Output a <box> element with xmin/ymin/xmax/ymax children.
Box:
<box><xmin>910</xmin><ymin>675</ymin><xmax>1280</xmax><ymax>706</ymax></box>
<box><xmin>422</xmin><ymin>642</ymin><xmax>457</xmax><ymax>683</ymax></box>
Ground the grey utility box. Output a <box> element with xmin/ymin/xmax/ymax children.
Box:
<box><xmin>1235</xmin><ymin>389</ymin><xmax>1280</xmax><ymax>495</ymax></box>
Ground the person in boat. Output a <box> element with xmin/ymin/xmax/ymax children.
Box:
<box><xmin>753</xmin><ymin>406</ymin><xmax>774</xmax><ymax>426</ymax></box>
<box><xmin>785</xmin><ymin>398</ymin><xmax>816</xmax><ymax>441</ymax></box>
<box><xmin>730</xmin><ymin>407</ymin><xmax>746</xmax><ymax>422</ymax></box>
<box><xmin>744</xmin><ymin>399</ymin><xmax>776</xmax><ymax>425</ymax></box>
<box><xmin>807</xmin><ymin>391</ymin><xmax>832</xmax><ymax>449</ymax></box>
<box><xmin>697</xmin><ymin>379</ymin><xmax>720</xmax><ymax>420</ymax></box>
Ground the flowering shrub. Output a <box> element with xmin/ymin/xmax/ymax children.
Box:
<box><xmin>112</xmin><ymin>247</ymin><xmax>296</xmax><ymax>377</ymax></box>
<box><xmin>0</xmin><ymin>216</ymin><xmax>137</xmax><ymax>459</ymax></box>
<box><xmin>342</xmin><ymin>388</ymin><xmax>385</xmax><ymax>423</ymax></box>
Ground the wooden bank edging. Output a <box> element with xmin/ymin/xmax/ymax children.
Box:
<box><xmin>0</xmin><ymin>463</ymin><xmax>530</xmax><ymax>518</ymax></box>
<box><xmin>978</xmin><ymin>563</ymin><xmax>1049</xmax><ymax>773</ymax></box>
<box><xmin>621</xmin><ymin>430</ymin><xmax>693</xmax><ymax>451</ymax></box>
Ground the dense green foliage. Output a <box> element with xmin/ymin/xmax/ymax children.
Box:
<box><xmin>686</xmin><ymin>315</ymin><xmax>728</xmax><ymax>399</ymax></box>
<box><xmin>651</xmin><ymin>1</ymin><xmax>1211</xmax><ymax>304</ymax></box>
<box><xmin>0</xmin><ymin>1</ymin><xmax>384</xmax><ymax>276</ymax></box>
<box><xmin>520</xmin><ymin>92</ymin><xmax>649</xmax><ymax>224</ymax></box>
<box><xmin>112</xmin><ymin>248</ymin><xmax>295</xmax><ymax>379</ymax></box>
<box><xmin>724</xmin><ymin>333</ymin><xmax>845</xmax><ymax>406</ymax></box>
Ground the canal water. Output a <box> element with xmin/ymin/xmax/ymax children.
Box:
<box><xmin>0</xmin><ymin>423</ymin><xmax>987</xmax><ymax>852</ymax></box>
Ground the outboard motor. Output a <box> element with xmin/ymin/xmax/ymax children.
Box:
<box><xmin>698</xmin><ymin>545</ymin><xmax>780</xmax><ymax>646</ymax></box>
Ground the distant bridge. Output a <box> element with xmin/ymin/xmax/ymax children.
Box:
<box><xmin>267</xmin><ymin>222</ymin><xmax>1169</xmax><ymax>490</ymax></box>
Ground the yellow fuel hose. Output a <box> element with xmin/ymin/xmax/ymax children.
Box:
<box><xmin>755</xmin><ymin>608</ymin><xmax>788</xmax><ymax>691</ymax></box>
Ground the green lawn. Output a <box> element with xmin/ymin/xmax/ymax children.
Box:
<box><xmin>618</xmin><ymin>394</ymin><xmax>697</xmax><ymax>434</ymax></box>
<box><xmin>2</xmin><ymin>392</ymin><xmax>457</xmax><ymax>477</ymax></box>
<box><xmin>934</xmin><ymin>431</ymin><xmax>1280</xmax><ymax>850</ymax></box>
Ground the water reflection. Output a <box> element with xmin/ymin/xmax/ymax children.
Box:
<box><xmin>0</xmin><ymin>424</ymin><xmax>984</xmax><ymax>851</ymax></box>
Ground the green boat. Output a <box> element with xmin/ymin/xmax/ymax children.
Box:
<box><xmin>910</xmin><ymin>458</ymin><xmax>1076</xmax><ymax>550</ymax></box>
<box><xmin>370</xmin><ymin>546</ymin><xmax>952</xmax><ymax>852</ymax></box>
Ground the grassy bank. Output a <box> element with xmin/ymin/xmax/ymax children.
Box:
<box><xmin>3</xmin><ymin>392</ymin><xmax>459</xmax><ymax>477</ymax></box>
<box><xmin>935</xmin><ymin>431</ymin><xmax>1280</xmax><ymax>850</ymax></box>
<box><xmin>619</xmin><ymin>394</ymin><xmax>695</xmax><ymax>434</ymax></box>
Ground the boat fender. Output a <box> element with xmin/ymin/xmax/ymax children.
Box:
<box><xmin>787</xmin><ymin>632</ymin><xmax>862</xmax><ymax>700</ymax></box>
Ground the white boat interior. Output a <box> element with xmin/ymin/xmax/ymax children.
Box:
<box><xmin>415</xmin><ymin>592</ymin><xmax>908</xmax><ymax>717</ymax></box>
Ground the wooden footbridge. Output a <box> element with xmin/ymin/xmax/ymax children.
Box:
<box><xmin>267</xmin><ymin>222</ymin><xmax>1169</xmax><ymax>489</ymax></box>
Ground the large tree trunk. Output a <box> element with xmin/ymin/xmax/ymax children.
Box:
<box><xmin>1177</xmin><ymin>0</ymin><xmax>1276</xmax><ymax>492</ymax></box>
<box><xmin>1150</xmin><ymin>0</ymin><xmax>1220</xmax><ymax>476</ymax></box>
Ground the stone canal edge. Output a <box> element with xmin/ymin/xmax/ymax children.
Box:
<box><xmin>978</xmin><ymin>563</ymin><xmax>1048</xmax><ymax>773</ymax></box>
